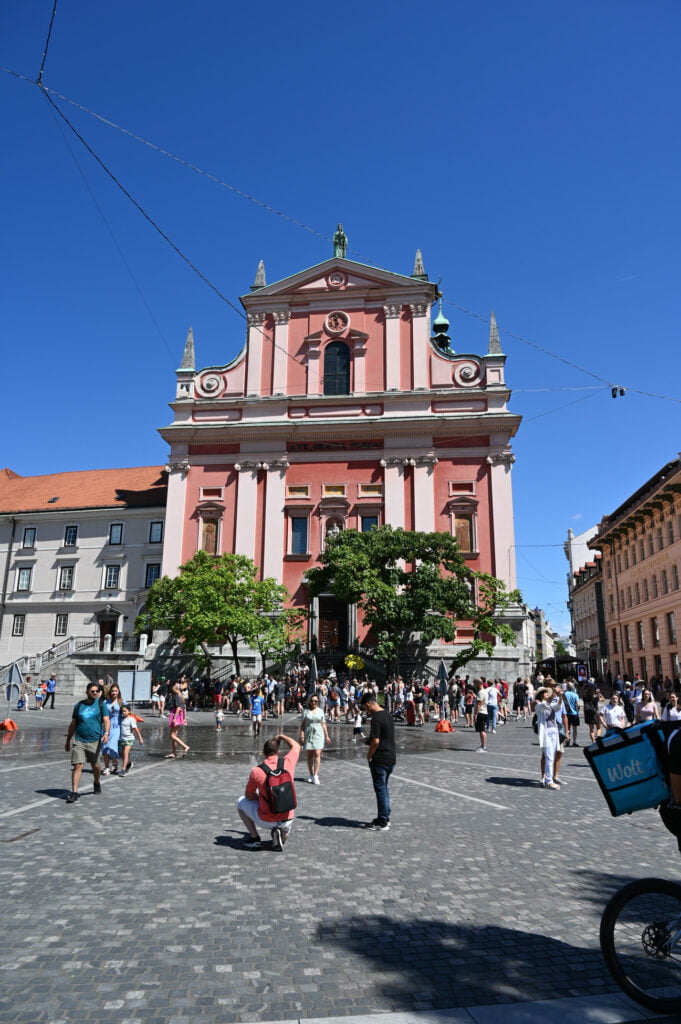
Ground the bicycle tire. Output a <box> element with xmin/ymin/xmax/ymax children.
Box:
<box><xmin>600</xmin><ymin>877</ymin><xmax>681</xmax><ymax>1013</ymax></box>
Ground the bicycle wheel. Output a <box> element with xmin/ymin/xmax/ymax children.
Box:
<box><xmin>600</xmin><ymin>877</ymin><xmax>681</xmax><ymax>1013</ymax></box>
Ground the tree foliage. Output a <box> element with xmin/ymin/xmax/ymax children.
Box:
<box><xmin>305</xmin><ymin>526</ymin><xmax>521</xmax><ymax>672</ymax></box>
<box><xmin>138</xmin><ymin>551</ymin><xmax>303</xmax><ymax>675</ymax></box>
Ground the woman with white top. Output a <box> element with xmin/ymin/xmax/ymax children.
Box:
<box><xmin>599</xmin><ymin>691</ymin><xmax>628</xmax><ymax>733</ymax></box>
<box><xmin>534</xmin><ymin>685</ymin><xmax>561</xmax><ymax>790</ymax></box>
<box><xmin>662</xmin><ymin>693</ymin><xmax>681</xmax><ymax>721</ymax></box>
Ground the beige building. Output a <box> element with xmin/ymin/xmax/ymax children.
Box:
<box><xmin>0</xmin><ymin>466</ymin><xmax>167</xmax><ymax>669</ymax></box>
<box><xmin>589</xmin><ymin>456</ymin><xmax>681</xmax><ymax>683</ymax></box>
<box><xmin>567</xmin><ymin>552</ymin><xmax>607</xmax><ymax>678</ymax></box>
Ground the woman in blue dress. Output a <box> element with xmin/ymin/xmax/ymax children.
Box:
<box><xmin>101</xmin><ymin>681</ymin><xmax>123</xmax><ymax>774</ymax></box>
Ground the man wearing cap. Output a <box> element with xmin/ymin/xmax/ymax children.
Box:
<box><xmin>361</xmin><ymin>693</ymin><xmax>396</xmax><ymax>832</ymax></box>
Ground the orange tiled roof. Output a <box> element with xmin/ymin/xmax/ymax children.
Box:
<box><xmin>0</xmin><ymin>466</ymin><xmax>167</xmax><ymax>513</ymax></box>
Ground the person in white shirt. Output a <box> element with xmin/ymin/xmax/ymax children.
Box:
<box><xmin>599</xmin><ymin>692</ymin><xmax>628</xmax><ymax>732</ymax></box>
<box><xmin>662</xmin><ymin>693</ymin><xmax>681</xmax><ymax>721</ymax></box>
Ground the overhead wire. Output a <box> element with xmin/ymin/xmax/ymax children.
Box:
<box><xmin>37</xmin><ymin>0</ymin><xmax>58</xmax><ymax>85</ymax></box>
<box><xmin>42</xmin><ymin>93</ymin><xmax>176</xmax><ymax>361</ymax></box>
<box><xmin>2</xmin><ymin>54</ymin><xmax>681</xmax><ymax>407</ymax></box>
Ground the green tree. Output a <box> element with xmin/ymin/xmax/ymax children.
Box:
<box><xmin>305</xmin><ymin>526</ymin><xmax>520</xmax><ymax>674</ymax></box>
<box><xmin>138</xmin><ymin>551</ymin><xmax>299</xmax><ymax>676</ymax></box>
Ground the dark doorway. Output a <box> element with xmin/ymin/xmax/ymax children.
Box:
<box><xmin>99</xmin><ymin>619</ymin><xmax>117</xmax><ymax>650</ymax></box>
<box><xmin>318</xmin><ymin>596</ymin><xmax>348</xmax><ymax>651</ymax></box>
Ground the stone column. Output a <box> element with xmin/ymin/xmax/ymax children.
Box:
<box><xmin>381</xmin><ymin>459</ymin><xmax>405</xmax><ymax>528</ymax></box>
<box><xmin>161</xmin><ymin>453</ymin><xmax>189</xmax><ymax>578</ymax></box>
<box><xmin>305</xmin><ymin>335</ymin><xmax>321</xmax><ymax>395</ymax></box>
<box><xmin>246</xmin><ymin>312</ymin><xmax>267</xmax><ymax>397</ymax></box>
<box><xmin>384</xmin><ymin>304</ymin><xmax>402</xmax><ymax>391</ymax></box>
<box><xmin>412</xmin><ymin>457</ymin><xmax>438</xmax><ymax>532</ymax></box>
<box><xmin>261</xmin><ymin>459</ymin><xmax>288</xmax><ymax>583</ymax></box>
<box><xmin>271</xmin><ymin>310</ymin><xmax>290</xmax><ymax>395</ymax></box>
<box><xmin>234</xmin><ymin>463</ymin><xmax>260</xmax><ymax>559</ymax></box>
<box><xmin>410</xmin><ymin>302</ymin><xmax>430</xmax><ymax>390</ymax></box>
<box><xmin>487</xmin><ymin>448</ymin><xmax>517</xmax><ymax>589</ymax></box>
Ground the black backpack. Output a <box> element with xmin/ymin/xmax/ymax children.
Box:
<box><xmin>260</xmin><ymin>756</ymin><xmax>297</xmax><ymax>815</ymax></box>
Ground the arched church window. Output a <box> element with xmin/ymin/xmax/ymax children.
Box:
<box><xmin>323</xmin><ymin>341</ymin><xmax>350</xmax><ymax>395</ymax></box>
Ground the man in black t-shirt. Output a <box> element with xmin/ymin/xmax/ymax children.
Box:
<box><xmin>361</xmin><ymin>693</ymin><xmax>396</xmax><ymax>831</ymax></box>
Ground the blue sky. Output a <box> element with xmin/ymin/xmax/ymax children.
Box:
<box><xmin>2</xmin><ymin>1</ymin><xmax>680</xmax><ymax>634</ymax></box>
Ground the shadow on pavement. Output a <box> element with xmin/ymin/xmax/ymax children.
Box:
<box><xmin>297</xmin><ymin>814</ymin><xmax>365</xmax><ymax>829</ymax></box>
<box><xmin>485</xmin><ymin>776</ymin><xmax>540</xmax><ymax>787</ymax></box>
<box><xmin>316</xmin><ymin>913</ymin><xmax>595</xmax><ymax>1009</ymax></box>
<box><xmin>35</xmin><ymin>787</ymin><xmax>73</xmax><ymax>800</ymax></box>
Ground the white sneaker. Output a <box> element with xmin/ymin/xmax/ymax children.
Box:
<box><xmin>308</xmin><ymin>775</ymin><xmax>314</xmax><ymax>784</ymax></box>
<box><xmin>313</xmin><ymin>775</ymin><xmax>320</xmax><ymax>785</ymax></box>
<box><xmin>476</xmin><ymin>746</ymin><xmax>487</xmax><ymax>753</ymax></box>
<box><xmin>101</xmin><ymin>768</ymin><xmax>111</xmax><ymax>776</ymax></box>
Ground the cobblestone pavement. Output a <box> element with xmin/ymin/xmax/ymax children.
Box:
<box><xmin>0</xmin><ymin>705</ymin><xmax>678</xmax><ymax>1023</ymax></box>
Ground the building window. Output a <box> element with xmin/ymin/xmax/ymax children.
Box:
<box><xmin>640</xmin><ymin>656</ymin><xmax>648</xmax><ymax>678</ymax></box>
<box><xmin>55</xmin><ymin>613</ymin><xmax>68</xmax><ymax>637</ymax></box>
<box><xmin>12</xmin><ymin>614</ymin><xmax>25</xmax><ymax>637</ymax></box>
<box><xmin>673</xmin><ymin>565</ymin><xmax>680</xmax><ymax>591</ymax></box>
<box><xmin>668</xmin><ymin>522</ymin><xmax>675</xmax><ymax>545</ymax></box>
<box><xmin>652</xmin><ymin>575</ymin><xmax>659</xmax><ymax>598</ymax></box>
<box><xmin>286</xmin><ymin>485</ymin><xmax>310</xmax><ymax>499</ymax></box>
<box><xmin>657</xmin><ymin>527</ymin><xmax>664</xmax><ymax>551</ymax></box>
<box><xmin>290</xmin><ymin>516</ymin><xmax>309</xmax><ymax>555</ymax></box>
<box><xmin>64</xmin><ymin>525</ymin><xmax>78</xmax><ymax>547</ymax></box>
<box><xmin>361</xmin><ymin>515</ymin><xmax>379</xmax><ymax>533</ymax></box>
<box><xmin>58</xmin><ymin>565</ymin><xmax>74</xmax><ymax>591</ymax></box>
<box><xmin>624</xmin><ymin>624</ymin><xmax>632</xmax><ymax>651</ymax></box>
<box><xmin>662</xmin><ymin>570</ymin><xmax>669</xmax><ymax>595</ymax></box>
<box><xmin>323</xmin><ymin>341</ymin><xmax>351</xmax><ymax>395</ymax></box>
<box><xmin>358</xmin><ymin>483</ymin><xmax>383</xmax><ymax>498</ymax></box>
<box><xmin>624</xmin><ymin>550</ymin><xmax>629</xmax><ymax>569</ymax></box>
<box><xmin>609</xmin><ymin>593</ymin><xmax>614</xmax><ymax>614</ymax></box>
<box><xmin>627</xmin><ymin>586</ymin><xmax>632</xmax><ymax>608</ymax></box>
<box><xmin>145</xmin><ymin>563</ymin><xmax>161</xmax><ymax>588</ymax></box>
<box><xmin>22</xmin><ymin>527</ymin><xmax>36</xmax><ymax>548</ymax></box>
<box><xmin>612</xmin><ymin>628</ymin><xmax>618</xmax><ymax>654</ymax></box>
<box><xmin>651</xmin><ymin>617</ymin><xmax>660</xmax><ymax>646</ymax></box>
<box><xmin>149</xmin><ymin>521</ymin><xmax>164</xmax><ymax>544</ymax></box>
<box><xmin>199</xmin><ymin>488</ymin><xmax>223</xmax><ymax>501</ymax></box>
<box><xmin>667</xmin><ymin>612</ymin><xmax>677</xmax><ymax>645</ymax></box>
<box><xmin>322</xmin><ymin>484</ymin><xmax>346</xmax><ymax>498</ymax></box>
<box><xmin>643</xmin><ymin>579</ymin><xmax>649</xmax><ymax>601</ymax></box>
<box><xmin>672</xmin><ymin>653</ymin><xmax>680</xmax><ymax>679</ymax></box>
<box><xmin>634</xmin><ymin>582</ymin><xmax>640</xmax><ymax>604</ymax></box>
<box><xmin>632</xmin><ymin>546</ymin><xmax>637</xmax><ymax>565</ymax></box>
<box><xmin>616</xmin><ymin>555</ymin><xmax>622</xmax><ymax>573</ymax></box>
<box><xmin>648</xmin><ymin>534</ymin><xmax>655</xmax><ymax>557</ymax></box>
<box><xmin>201</xmin><ymin>519</ymin><xmax>219</xmax><ymax>554</ymax></box>
<box><xmin>109</xmin><ymin>523</ymin><xmax>123</xmax><ymax>545</ymax></box>
<box><xmin>104</xmin><ymin>565</ymin><xmax>121</xmax><ymax>590</ymax></box>
<box><xmin>639</xmin><ymin>540</ymin><xmax>645</xmax><ymax>561</ymax></box>
<box><xmin>17</xmin><ymin>567</ymin><xmax>32</xmax><ymax>592</ymax></box>
<box><xmin>453</xmin><ymin>515</ymin><xmax>474</xmax><ymax>553</ymax></box>
<box><xmin>637</xmin><ymin>621</ymin><xmax>645</xmax><ymax>649</ymax></box>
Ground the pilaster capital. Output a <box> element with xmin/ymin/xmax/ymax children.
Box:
<box><xmin>486</xmin><ymin>448</ymin><xmax>516</xmax><ymax>467</ymax></box>
<box><xmin>383</xmin><ymin>303</ymin><xmax>402</xmax><ymax>319</ymax></box>
<box><xmin>164</xmin><ymin>458</ymin><xmax>190</xmax><ymax>477</ymax></box>
<box><xmin>271</xmin><ymin>310</ymin><xmax>291</xmax><ymax>326</ymax></box>
<box><xmin>409</xmin><ymin>302</ymin><xmax>429</xmax><ymax>318</ymax></box>
<box><xmin>247</xmin><ymin>312</ymin><xmax>267</xmax><ymax>327</ymax></box>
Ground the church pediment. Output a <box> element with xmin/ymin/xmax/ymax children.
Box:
<box><xmin>242</xmin><ymin>258</ymin><xmax>436</xmax><ymax>303</ymax></box>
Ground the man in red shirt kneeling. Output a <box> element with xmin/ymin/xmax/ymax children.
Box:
<box><xmin>237</xmin><ymin>733</ymin><xmax>300</xmax><ymax>851</ymax></box>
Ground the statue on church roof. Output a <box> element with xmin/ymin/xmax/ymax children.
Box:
<box><xmin>333</xmin><ymin>223</ymin><xmax>348</xmax><ymax>258</ymax></box>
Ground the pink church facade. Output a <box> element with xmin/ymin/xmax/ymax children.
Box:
<box><xmin>160</xmin><ymin>234</ymin><xmax>522</xmax><ymax>660</ymax></box>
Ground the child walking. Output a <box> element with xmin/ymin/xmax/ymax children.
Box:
<box><xmin>215</xmin><ymin>706</ymin><xmax>225</xmax><ymax>731</ymax></box>
<box><xmin>118</xmin><ymin>706</ymin><xmax>143</xmax><ymax>775</ymax></box>
<box><xmin>352</xmin><ymin>706</ymin><xmax>364</xmax><ymax>742</ymax></box>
